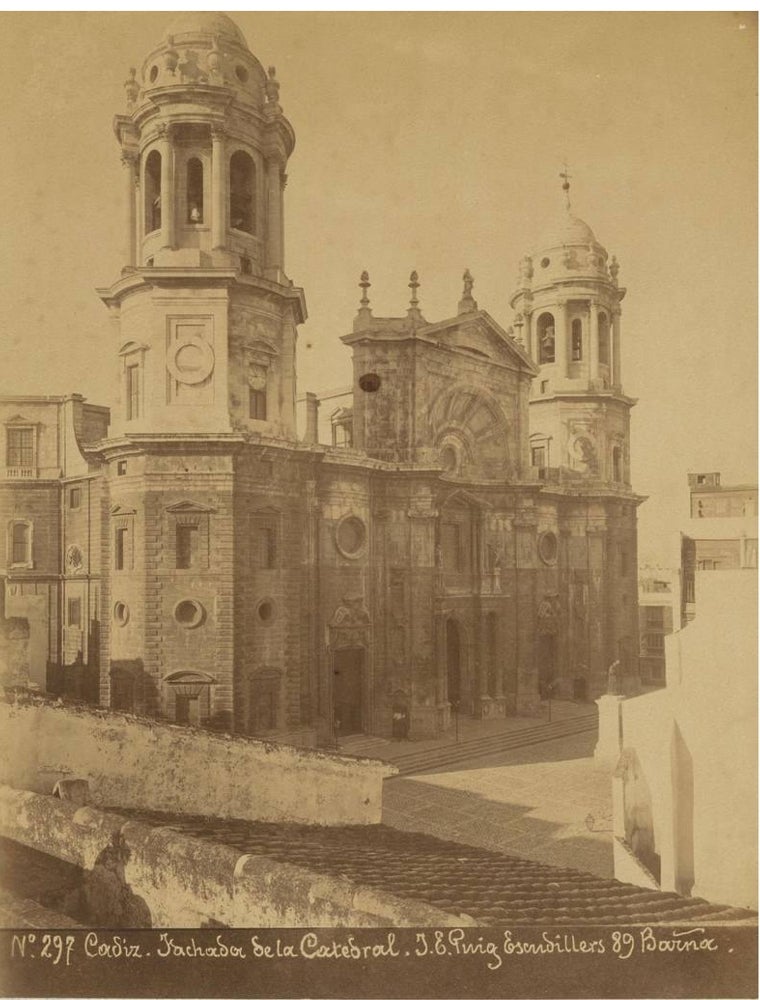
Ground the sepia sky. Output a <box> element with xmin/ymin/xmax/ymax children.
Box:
<box><xmin>0</xmin><ymin>11</ymin><xmax>755</xmax><ymax>564</ymax></box>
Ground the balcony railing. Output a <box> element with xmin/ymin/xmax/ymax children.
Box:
<box><xmin>5</xmin><ymin>467</ymin><xmax>38</xmax><ymax>480</ymax></box>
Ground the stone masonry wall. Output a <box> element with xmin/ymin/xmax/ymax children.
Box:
<box><xmin>0</xmin><ymin>697</ymin><xmax>395</xmax><ymax>825</ymax></box>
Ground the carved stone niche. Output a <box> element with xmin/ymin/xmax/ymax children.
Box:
<box><xmin>328</xmin><ymin>597</ymin><xmax>370</xmax><ymax>649</ymax></box>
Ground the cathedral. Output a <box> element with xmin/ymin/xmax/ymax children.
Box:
<box><xmin>0</xmin><ymin>13</ymin><xmax>642</xmax><ymax>744</ymax></box>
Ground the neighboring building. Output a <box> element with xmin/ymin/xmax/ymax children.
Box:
<box><xmin>637</xmin><ymin>565</ymin><xmax>678</xmax><ymax>688</ymax></box>
<box><xmin>1</xmin><ymin>13</ymin><xmax>643</xmax><ymax>743</ymax></box>
<box><xmin>681</xmin><ymin>472</ymin><xmax>757</xmax><ymax>623</ymax></box>
<box><xmin>0</xmin><ymin>395</ymin><xmax>109</xmax><ymax>697</ymax></box>
<box><xmin>611</xmin><ymin>569</ymin><xmax>757</xmax><ymax>910</ymax></box>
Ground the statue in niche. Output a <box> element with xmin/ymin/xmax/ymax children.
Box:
<box><xmin>607</xmin><ymin>660</ymin><xmax>624</xmax><ymax>696</ymax></box>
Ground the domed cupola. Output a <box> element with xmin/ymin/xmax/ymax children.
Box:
<box><xmin>113</xmin><ymin>11</ymin><xmax>294</xmax><ymax>277</ymax></box>
<box><xmin>512</xmin><ymin>169</ymin><xmax>633</xmax><ymax>489</ymax></box>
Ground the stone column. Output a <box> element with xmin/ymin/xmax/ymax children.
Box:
<box><xmin>555</xmin><ymin>300</ymin><xmax>568</xmax><ymax>377</ymax></box>
<box><xmin>158</xmin><ymin>124</ymin><xmax>174</xmax><ymax>250</ymax></box>
<box><xmin>476</xmin><ymin>611</ymin><xmax>490</xmax><ymax>718</ymax></box>
<box><xmin>121</xmin><ymin>151</ymin><xmax>137</xmax><ymax>267</ymax></box>
<box><xmin>266</xmin><ymin>157</ymin><xmax>283</xmax><ymax>275</ymax></box>
<box><xmin>612</xmin><ymin>309</ymin><xmax>622</xmax><ymax>388</ymax></box>
<box><xmin>211</xmin><ymin>125</ymin><xmax>227</xmax><ymax>250</ymax></box>
<box><xmin>589</xmin><ymin>301</ymin><xmax>599</xmax><ymax>382</ymax></box>
<box><xmin>434</xmin><ymin>611</ymin><xmax>449</xmax><ymax>732</ymax></box>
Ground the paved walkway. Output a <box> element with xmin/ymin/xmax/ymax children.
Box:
<box><xmin>382</xmin><ymin>727</ymin><xmax>616</xmax><ymax>880</ymax></box>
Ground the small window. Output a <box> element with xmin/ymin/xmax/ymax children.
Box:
<box><xmin>7</xmin><ymin>428</ymin><xmax>34</xmax><ymax>469</ymax></box>
<box><xmin>571</xmin><ymin>318</ymin><xmax>583</xmax><ymax>360</ymax></box>
<box><xmin>531</xmin><ymin>445</ymin><xmax>546</xmax><ymax>468</ymax></box>
<box><xmin>11</xmin><ymin>522</ymin><xmax>30</xmax><ymax>565</ymax></box>
<box><xmin>645</xmin><ymin>606</ymin><xmax>664</xmax><ymax>628</ymax></box>
<box><xmin>117</xmin><ymin>460</ymin><xmax>128</xmax><ymax>476</ymax></box>
<box><xmin>113</xmin><ymin>602</ymin><xmax>130</xmax><ymax>626</ymax></box>
<box><xmin>115</xmin><ymin>526</ymin><xmax>127</xmax><ymax>570</ymax></box>
<box><xmin>176</xmin><ymin>523</ymin><xmax>198</xmax><ymax>569</ymax></box>
<box><xmin>67</xmin><ymin>597</ymin><xmax>82</xmax><ymax>628</ymax></box>
<box><xmin>240</xmin><ymin>255</ymin><xmax>252</xmax><ymax>275</ymax></box>
<box><xmin>254</xmin><ymin>525</ymin><xmax>277</xmax><ymax>569</ymax></box>
<box><xmin>174</xmin><ymin>599</ymin><xmax>204</xmax><ymax>628</ymax></box>
<box><xmin>249</xmin><ymin>387</ymin><xmax>267</xmax><ymax>421</ymax></box>
<box><xmin>186</xmin><ymin>157</ymin><xmax>203</xmax><ymax>223</ymax></box>
<box><xmin>126</xmin><ymin>364</ymin><xmax>140</xmax><ymax>421</ymax></box>
<box><xmin>257</xmin><ymin>599</ymin><xmax>275</xmax><ymax>624</ymax></box>
<box><xmin>69</xmin><ymin>487</ymin><xmax>81</xmax><ymax>510</ymax></box>
<box><xmin>540</xmin><ymin>380</ymin><xmax>549</xmax><ymax>394</ymax></box>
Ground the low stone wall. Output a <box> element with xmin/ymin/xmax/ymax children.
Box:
<box><xmin>0</xmin><ymin>786</ymin><xmax>472</xmax><ymax>928</ymax></box>
<box><xmin>0</xmin><ymin>697</ymin><xmax>395</xmax><ymax>826</ymax></box>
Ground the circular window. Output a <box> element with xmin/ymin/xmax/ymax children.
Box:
<box><xmin>336</xmin><ymin>516</ymin><xmax>366</xmax><ymax>557</ymax></box>
<box><xmin>538</xmin><ymin>531</ymin><xmax>558</xmax><ymax>565</ymax></box>
<box><xmin>149</xmin><ymin>65</ymin><xmax>158</xmax><ymax>83</ymax></box>
<box><xmin>235</xmin><ymin>65</ymin><xmax>249</xmax><ymax>84</ymax></box>
<box><xmin>358</xmin><ymin>373</ymin><xmax>381</xmax><ymax>393</ymax></box>
<box><xmin>257</xmin><ymin>599</ymin><xmax>275</xmax><ymax>624</ymax></box>
<box><xmin>540</xmin><ymin>257</ymin><xmax>550</xmax><ymax>269</ymax></box>
<box><xmin>113</xmin><ymin>602</ymin><xmax>130</xmax><ymax>627</ymax></box>
<box><xmin>173</xmin><ymin>599</ymin><xmax>204</xmax><ymax>629</ymax></box>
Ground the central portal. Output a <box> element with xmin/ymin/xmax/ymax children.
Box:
<box><xmin>333</xmin><ymin>647</ymin><xmax>364</xmax><ymax>736</ymax></box>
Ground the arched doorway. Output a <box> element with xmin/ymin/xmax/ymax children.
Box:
<box><xmin>446</xmin><ymin>618</ymin><xmax>462</xmax><ymax>708</ymax></box>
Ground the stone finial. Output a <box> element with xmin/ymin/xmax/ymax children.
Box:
<box><xmin>458</xmin><ymin>268</ymin><xmax>478</xmax><ymax>315</ymax></box>
<box><xmin>353</xmin><ymin>271</ymin><xmax>372</xmax><ymax>331</ymax></box>
<box><xmin>519</xmin><ymin>255</ymin><xmax>533</xmax><ymax>282</ymax></box>
<box><xmin>124</xmin><ymin>67</ymin><xmax>140</xmax><ymax>107</ymax></box>
<box><xmin>513</xmin><ymin>312</ymin><xmax>525</xmax><ymax>347</ymax></box>
<box><xmin>163</xmin><ymin>45</ymin><xmax>179</xmax><ymax>74</ymax></box>
<box><xmin>265</xmin><ymin>66</ymin><xmax>281</xmax><ymax>109</ymax></box>
<box><xmin>407</xmin><ymin>270</ymin><xmax>422</xmax><ymax>322</ymax></box>
<box><xmin>609</xmin><ymin>255</ymin><xmax>620</xmax><ymax>284</ymax></box>
<box><xmin>359</xmin><ymin>271</ymin><xmax>371</xmax><ymax>310</ymax></box>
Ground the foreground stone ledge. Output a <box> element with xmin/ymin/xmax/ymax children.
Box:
<box><xmin>0</xmin><ymin>786</ymin><xmax>470</xmax><ymax>928</ymax></box>
<box><xmin>0</xmin><ymin>696</ymin><xmax>396</xmax><ymax>826</ymax></box>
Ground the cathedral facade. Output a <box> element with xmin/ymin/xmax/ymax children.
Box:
<box><xmin>0</xmin><ymin>14</ymin><xmax>642</xmax><ymax>743</ymax></box>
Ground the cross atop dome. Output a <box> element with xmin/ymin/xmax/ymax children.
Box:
<box><xmin>559</xmin><ymin>161</ymin><xmax>572</xmax><ymax>211</ymax></box>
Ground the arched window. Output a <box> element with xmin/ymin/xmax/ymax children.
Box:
<box><xmin>186</xmin><ymin>157</ymin><xmax>203</xmax><ymax>223</ymax></box>
<box><xmin>145</xmin><ymin>150</ymin><xmax>161</xmax><ymax>233</ymax></box>
<box><xmin>229</xmin><ymin>150</ymin><xmax>255</xmax><ymax>233</ymax></box>
<box><xmin>537</xmin><ymin>313</ymin><xmax>555</xmax><ymax>364</ymax></box>
<box><xmin>571</xmin><ymin>318</ymin><xmax>583</xmax><ymax>360</ymax></box>
<box><xmin>598</xmin><ymin>312</ymin><xmax>610</xmax><ymax>365</ymax></box>
<box><xmin>612</xmin><ymin>446</ymin><xmax>622</xmax><ymax>483</ymax></box>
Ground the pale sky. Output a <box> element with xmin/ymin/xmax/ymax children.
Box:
<box><xmin>0</xmin><ymin>12</ymin><xmax>756</xmax><ymax>564</ymax></box>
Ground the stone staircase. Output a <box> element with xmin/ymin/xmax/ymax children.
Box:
<box><xmin>340</xmin><ymin>712</ymin><xmax>598</xmax><ymax>776</ymax></box>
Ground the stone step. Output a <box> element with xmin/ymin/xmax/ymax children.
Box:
<box><xmin>392</xmin><ymin>716</ymin><xmax>598</xmax><ymax>776</ymax></box>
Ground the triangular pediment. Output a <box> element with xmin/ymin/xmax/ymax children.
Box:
<box><xmin>440</xmin><ymin>487</ymin><xmax>493</xmax><ymax>510</ymax></box>
<box><xmin>110</xmin><ymin>504</ymin><xmax>137</xmax><ymax>516</ymax></box>
<box><xmin>164</xmin><ymin>500</ymin><xmax>215</xmax><ymax>514</ymax></box>
<box><xmin>420</xmin><ymin>310</ymin><xmax>539</xmax><ymax>376</ymax></box>
<box><xmin>4</xmin><ymin>414</ymin><xmax>37</xmax><ymax>425</ymax></box>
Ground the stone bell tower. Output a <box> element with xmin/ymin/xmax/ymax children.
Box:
<box><xmin>510</xmin><ymin>171</ymin><xmax>633</xmax><ymax>489</ymax></box>
<box><xmin>94</xmin><ymin>14</ymin><xmax>306</xmax><ymax>729</ymax></box>
<box><xmin>100</xmin><ymin>12</ymin><xmax>305</xmax><ymax>441</ymax></box>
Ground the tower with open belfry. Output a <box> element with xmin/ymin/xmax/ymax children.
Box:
<box><xmin>0</xmin><ymin>14</ymin><xmax>643</xmax><ymax>744</ymax></box>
